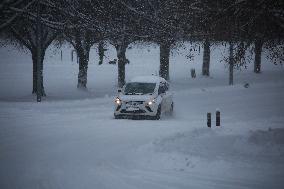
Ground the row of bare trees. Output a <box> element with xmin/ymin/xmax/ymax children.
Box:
<box><xmin>1</xmin><ymin>0</ymin><xmax>283</xmax><ymax>101</ymax></box>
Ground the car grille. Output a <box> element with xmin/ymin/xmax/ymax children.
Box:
<box><xmin>120</xmin><ymin>109</ymin><xmax>146</xmax><ymax>114</ymax></box>
<box><xmin>126</xmin><ymin>101</ymin><xmax>144</xmax><ymax>105</ymax></box>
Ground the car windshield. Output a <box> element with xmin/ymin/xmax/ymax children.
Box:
<box><xmin>124</xmin><ymin>82</ymin><xmax>156</xmax><ymax>95</ymax></box>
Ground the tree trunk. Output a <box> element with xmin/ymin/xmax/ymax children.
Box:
<box><xmin>229</xmin><ymin>42</ymin><xmax>234</xmax><ymax>85</ymax></box>
<box><xmin>31</xmin><ymin>49</ymin><xmax>46</xmax><ymax>96</ymax></box>
<box><xmin>39</xmin><ymin>51</ymin><xmax>46</xmax><ymax>96</ymax></box>
<box><xmin>98</xmin><ymin>41</ymin><xmax>105</xmax><ymax>65</ymax></box>
<box><xmin>159</xmin><ymin>42</ymin><xmax>171</xmax><ymax>80</ymax></box>
<box><xmin>202</xmin><ymin>39</ymin><xmax>210</xmax><ymax>76</ymax></box>
<box><xmin>77</xmin><ymin>50</ymin><xmax>89</xmax><ymax>89</ymax></box>
<box><xmin>36</xmin><ymin>0</ymin><xmax>42</xmax><ymax>102</ymax></box>
<box><xmin>10</xmin><ymin>1</ymin><xmax>57</xmax><ymax>101</ymax></box>
<box><xmin>116</xmin><ymin>44</ymin><xmax>128</xmax><ymax>88</ymax></box>
<box><xmin>254</xmin><ymin>39</ymin><xmax>263</xmax><ymax>73</ymax></box>
<box><xmin>32</xmin><ymin>51</ymin><xmax>37</xmax><ymax>94</ymax></box>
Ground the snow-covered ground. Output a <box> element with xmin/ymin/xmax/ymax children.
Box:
<box><xmin>0</xmin><ymin>43</ymin><xmax>284</xmax><ymax>189</ymax></box>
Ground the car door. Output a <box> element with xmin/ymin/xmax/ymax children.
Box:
<box><xmin>158</xmin><ymin>83</ymin><xmax>166</xmax><ymax>112</ymax></box>
<box><xmin>163</xmin><ymin>82</ymin><xmax>172</xmax><ymax>111</ymax></box>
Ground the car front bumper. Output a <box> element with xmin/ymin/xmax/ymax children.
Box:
<box><xmin>114</xmin><ymin>101</ymin><xmax>158</xmax><ymax>117</ymax></box>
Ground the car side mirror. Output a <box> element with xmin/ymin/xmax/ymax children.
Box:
<box><xmin>158</xmin><ymin>88</ymin><xmax>162</xmax><ymax>95</ymax></box>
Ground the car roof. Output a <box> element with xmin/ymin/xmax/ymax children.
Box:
<box><xmin>129</xmin><ymin>76</ymin><xmax>167</xmax><ymax>84</ymax></box>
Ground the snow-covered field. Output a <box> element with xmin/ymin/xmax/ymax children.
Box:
<box><xmin>0</xmin><ymin>43</ymin><xmax>284</xmax><ymax>189</ymax></box>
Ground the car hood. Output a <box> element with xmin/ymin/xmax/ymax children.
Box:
<box><xmin>119</xmin><ymin>94</ymin><xmax>156</xmax><ymax>102</ymax></box>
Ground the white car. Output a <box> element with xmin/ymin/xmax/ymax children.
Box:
<box><xmin>114</xmin><ymin>76</ymin><xmax>173</xmax><ymax>120</ymax></box>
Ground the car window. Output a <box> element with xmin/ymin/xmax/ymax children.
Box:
<box><xmin>124</xmin><ymin>82</ymin><xmax>156</xmax><ymax>95</ymax></box>
<box><xmin>164</xmin><ymin>82</ymin><xmax>169</xmax><ymax>91</ymax></box>
<box><xmin>158</xmin><ymin>84</ymin><xmax>166</xmax><ymax>94</ymax></box>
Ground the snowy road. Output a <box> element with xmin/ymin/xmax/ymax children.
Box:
<box><xmin>1</xmin><ymin>44</ymin><xmax>284</xmax><ymax>188</ymax></box>
<box><xmin>1</xmin><ymin>76</ymin><xmax>284</xmax><ymax>189</ymax></box>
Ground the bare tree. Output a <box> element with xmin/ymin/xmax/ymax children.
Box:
<box><xmin>101</xmin><ymin>0</ymin><xmax>149</xmax><ymax>86</ymax></box>
<box><xmin>65</xmin><ymin>29</ymin><xmax>98</xmax><ymax>89</ymax></box>
<box><xmin>232</xmin><ymin>0</ymin><xmax>284</xmax><ymax>72</ymax></box>
<box><xmin>228</xmin><ymin>42</ymin><xmax>234</xmax><ymax>85</ymax></box>
<box><xmin>0</xmin><ymin>0</ymin><xmax>77</xmax><ymax>101</ymax></box>
<box><xmin>6</xmin><ymin>1</ymin><xmax>60</xmax><ymax>101</ymax></box>
<box><xmin>112</xmin><ymin>38</ymin><xmax>131</xmax><ymax>88</ymax></box>
<box><xmin>254</xmin><ymin>39</ymin><xmax>263</xmax><ymax>73</ymax></box>
<box><xmin>98</xmin><ymin>41</ymin><xmax>107</xmax><ymax>65</ymax></box>
<box><xmin>202</xmin><ymin>38</ymin><xmax>210</xmax><ymax>76</ymax></box>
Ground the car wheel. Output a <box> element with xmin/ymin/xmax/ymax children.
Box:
<box><xmin>168</xmin><ymin>102</ymin><xmax>174</xmax><ymax>116</ymax></box>
<box><xmin>154</xmin><ymin>105</ymin><xmax>161</xmax><ymax>120</ymax></box>
<box><xmin>114</xmin><ymin>115</ymin><xmax>120</xmax><ymax>119</ymax></box>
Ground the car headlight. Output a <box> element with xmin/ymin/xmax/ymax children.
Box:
<box><xmin>147</xmin><ymin>99</ymin><xmax>155</xmax><ymax>106</ymax></box>
<box><xmin>115</xmin><ymin>97</ymin><xmax>122</xmax><ymax>105</ymax></box>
